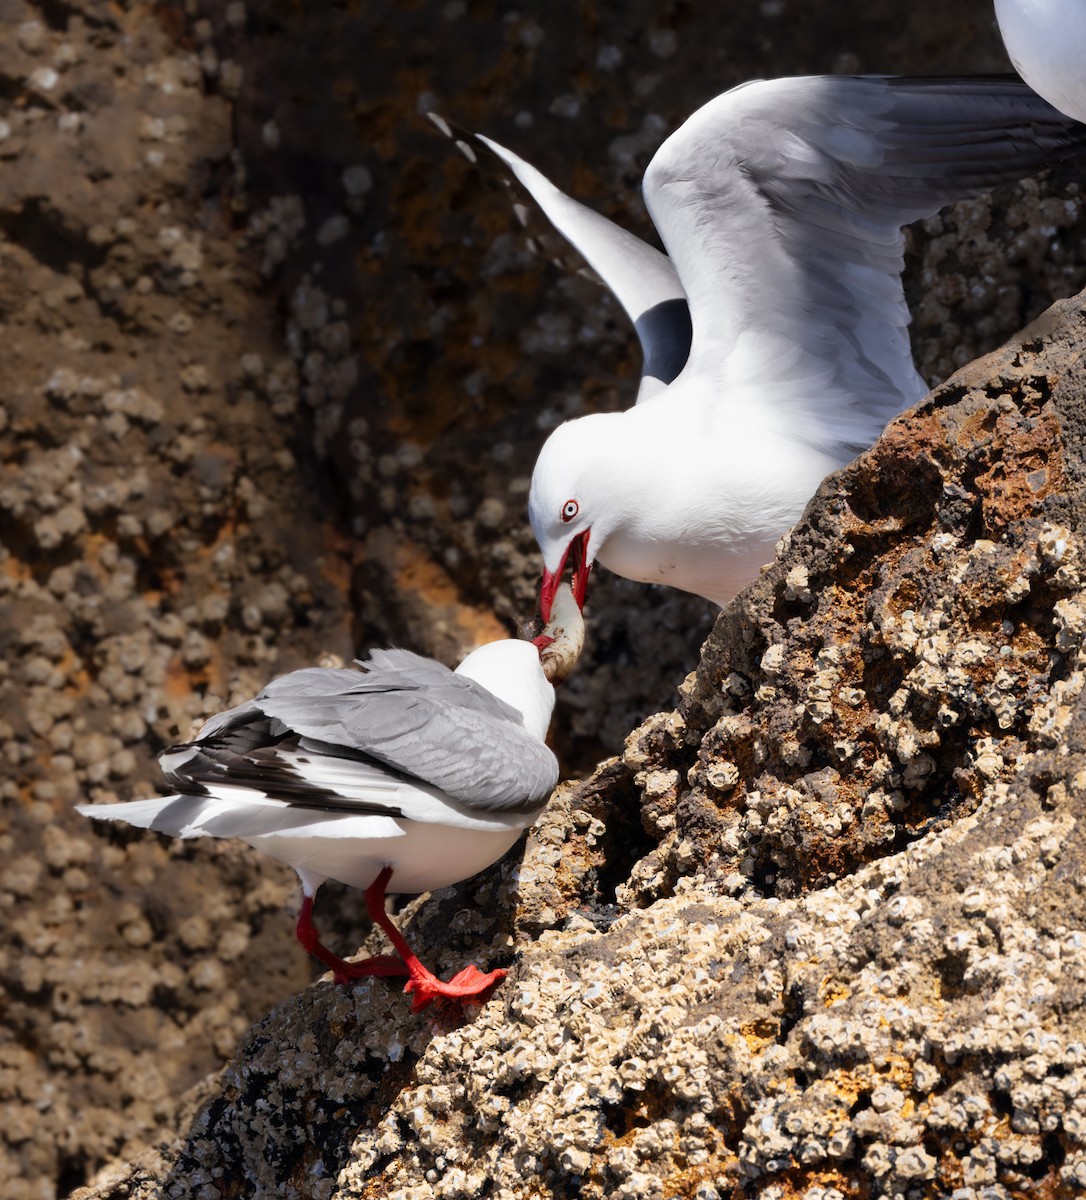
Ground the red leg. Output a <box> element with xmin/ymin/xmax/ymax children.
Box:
<box><xmin>295</xmin><ymin>892</ymin><xmax>408</xmax><ymax>985</ymax></box>
<box><xmin>363</xmin><ymin>866</ymin><xmax>507</xmax><ymax>1013</ymax></box>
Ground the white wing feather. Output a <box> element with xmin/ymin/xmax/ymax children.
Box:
<box><xmin>643</xmin><ymin>75</ymin><xmax>1086</xmax><ymax>451</ymax></box>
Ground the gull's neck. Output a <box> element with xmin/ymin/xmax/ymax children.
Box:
<box><xmin>581</xmin><ymin>400</ymin><xmax>840</xmax><ymax>606</ymax></box>
<box><xmin>455</xmin><ymin>643</ymin><xmax>555</xmax><ymax>741</ymax></box>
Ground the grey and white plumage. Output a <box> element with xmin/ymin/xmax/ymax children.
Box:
<box><xmin>996</xmin><ymin>0</ymin><xmax>1086</xmax><ymax>124</ymax></box>
<box><xmin>80</xmin><ymin>641</ymin><xmax>557</xmax><ymax>897</ymax></box>
<box><xmin>441</xmin><ymin>76</ymin><xmax>1086</xmax><ymax>619</ymax></box>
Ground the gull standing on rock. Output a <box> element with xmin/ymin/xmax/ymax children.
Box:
<box><xmin>438</xmin><ymin>77</ymin><xmax>1086</xmax><ymax>621</ymax></box>
<box><xmin>77</xmin><ymin>607</ymin><xmax>584</xmax><ymax>1011</ymax></box>
<box><xmin>995</xmin><ymin>0</ymin><xmax>1086</xmax><ymax>123</ymax></box>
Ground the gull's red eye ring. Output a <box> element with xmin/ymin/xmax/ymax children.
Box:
<box><xmin>560</xmin><ymin>499</ymin><xmax>579</xmax><ymax>523</ymax></box>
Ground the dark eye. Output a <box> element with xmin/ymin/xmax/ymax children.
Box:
<box><xmin>560</xmin><ymin>499</ymin><xmax>579</xmax><ymax>523</ymax></box>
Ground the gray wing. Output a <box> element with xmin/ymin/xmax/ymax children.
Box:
<box><xmin>430</xmin><ymin>114</ymin><xmax>692</xmax><ymax>401</ymax></box>
<box><xmin>643</xmin><ymin>75</ymin><xmax>1086</xmax><ymax>452</ymax></box>
<box><xmin>238</xmin><ymin>652</ymin><xmax>557</xmax><ymax>811</ymax></box>
<box><xmin>277</xmin><ymin>648</ymin><xmax>524</xmax><ymax>726</ymax></box>
<box><xmin>194</xmin><ymin>666</ymin><xmax>367</xmax><ymax>741</ymax></box>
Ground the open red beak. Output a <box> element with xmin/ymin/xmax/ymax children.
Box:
<box><xmin>540</xmin><ymin>529</ymin><xmax>592</xmax><ymax>623</ymax></box>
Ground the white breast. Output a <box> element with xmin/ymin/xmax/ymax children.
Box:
<box><xmin>996</xmin><ymin>0</ymin><xmax>1086</xmax><ymax>123</ymax></box>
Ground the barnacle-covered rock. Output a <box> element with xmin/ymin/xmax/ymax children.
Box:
<box><xmin>75</xmin><ymin>290</ymin><xmax>1086</xmax><ymax>1200</ymax></box>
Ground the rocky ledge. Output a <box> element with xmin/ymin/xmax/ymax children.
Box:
<box><xmin>74</xmin><ymin>294</ymin><xmax>1086</xmax><ymax>1199</ymax></box>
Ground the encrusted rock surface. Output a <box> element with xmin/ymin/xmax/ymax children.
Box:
<box><xmin>5</xmin><ymin>1</ymin><xmax>1086</xmax><ymax>1197</ymax></box>
<box><xmin>72</xmin><ymin>295</ymin><xmax>1086</xmax><ymax>1199</ymax></box>
<box><xmin>624</xmin><ymin>302</ymin><xmax>1086</xmax><ymax>907</ymax></box>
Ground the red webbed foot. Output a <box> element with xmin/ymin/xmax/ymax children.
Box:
<box><xmin>299</xmin><ymin>869</ymin><xmax>508</xmax><ymax>1009</ymax></box>
<box><xmin>365</xmin><ymin>867</ymin><xmax>508</xmax><ymax>1012</ymax></box>
<box><xmin>403</xmin><ymin>963</ymin><xmax>508</xmax><ymax>1013</ymax></box>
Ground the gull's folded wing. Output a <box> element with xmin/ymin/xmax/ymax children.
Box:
<box><xmin>174</xmin><ymin>651</ymin><xmax>558</xmax><ymax>815</ymax></box>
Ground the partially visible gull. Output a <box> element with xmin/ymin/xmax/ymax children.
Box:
<box><xmin>996</xmin><ymin>0</ymin><xmax>1086</xmax><ymax>123</ymax></box>
<box><xmin>78</xmin><ymin>635</ymin><xmax>565</xmax><ymax>1012</ymax></box>
<box><xmin>436</xmin><ymin>76</ymin><xmax>1086</xmax><ymax>621</ymax></box>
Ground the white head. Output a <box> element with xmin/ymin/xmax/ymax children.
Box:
<box><xmin>454</xmin><ymin>639</ymin><xmax>555</xmax><ymax>741</ymax></box>
<box><xmin>528</xmin><ymin>414</ymin><xmax>625</xmax><ymax>622</ymax></box>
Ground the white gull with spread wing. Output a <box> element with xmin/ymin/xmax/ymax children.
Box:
<box><xmin>440</xmin><ymin>76</ymin><xmax>1086</xmax><ymax>620</ymax></box>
